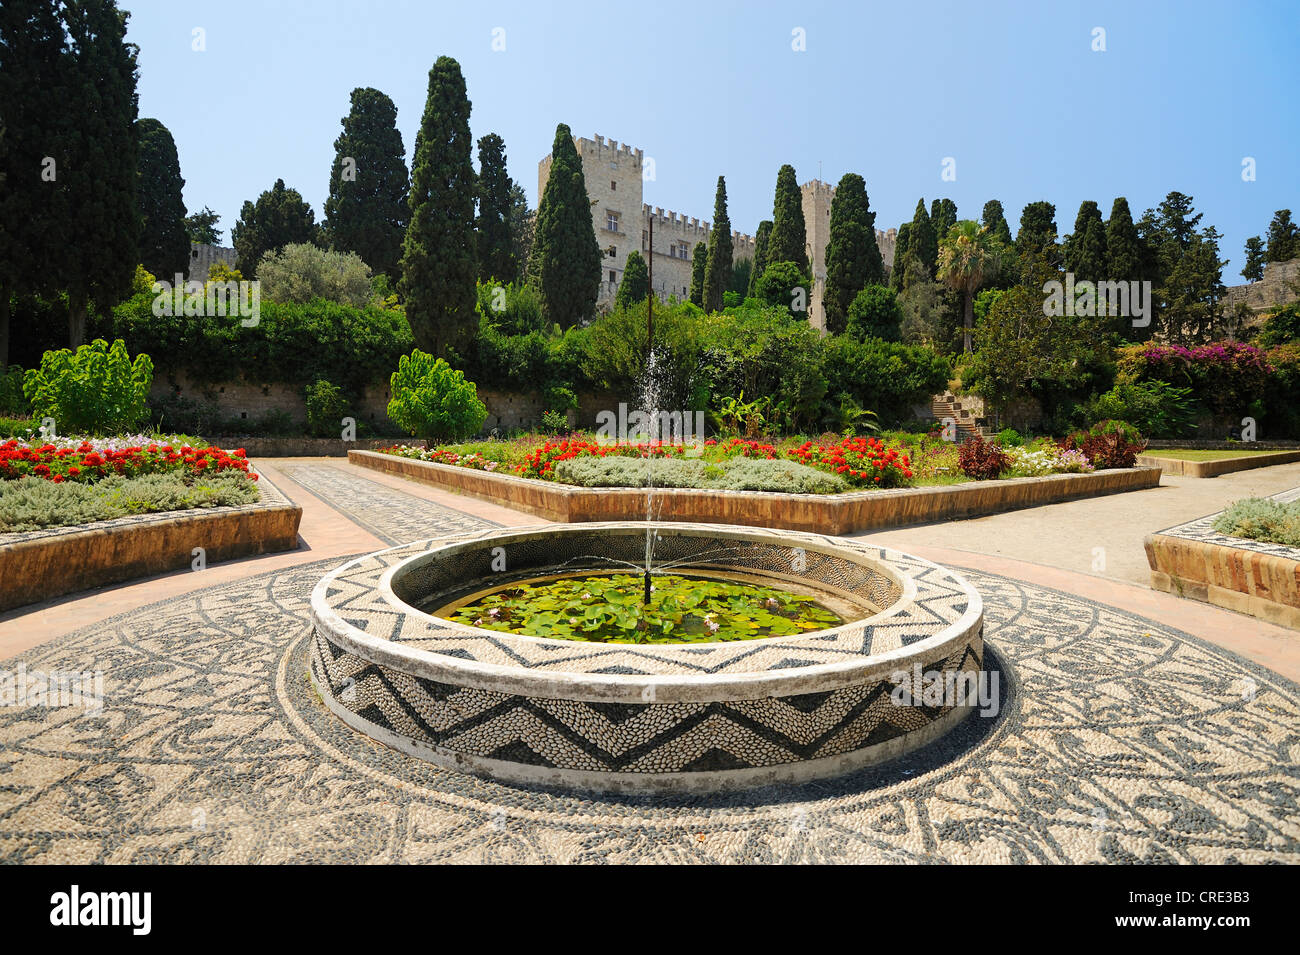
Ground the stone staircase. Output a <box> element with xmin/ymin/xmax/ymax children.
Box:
<box><xmin>931</xmin><ymin>392</ymin><xmax>995</xmax><ymax>443</ymax></box>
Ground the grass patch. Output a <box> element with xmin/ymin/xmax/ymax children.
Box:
<box><xmin>1144</xmin><ymin>448</ymin><xmax>1279</xmax><ymax>461</ymax></box>
<box><xmin>0</xmin><ymin>471</ymin><xmax>261</xmax><ymax>533</ymax></box>
<box><xmin>1212</xmin><ymin>497</ymin><xmax>1300</xmax><ymax>547</ymax></box>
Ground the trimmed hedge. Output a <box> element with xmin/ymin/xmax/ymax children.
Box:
<box><xmin>552</xmin><ymin>456</ymin><xmax>848</xmax><ymax>494</ymax></box>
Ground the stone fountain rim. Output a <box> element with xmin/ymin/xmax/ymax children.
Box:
<box><xmin>310</xmin><ymin>521</ymin><xmax>983</xmax><ymax>705</ymax></box>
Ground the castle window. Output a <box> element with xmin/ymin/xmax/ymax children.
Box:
<box><xmin>611</xmin><ymin>180</ymin><xmax>616</xmax><ymax>190</ymax></box>
<box><xmin>609</xmin><ymin>270</ymin><xmax>617</xmax><ymax>283</ymax></box>
<box><xmin>605</xmin><ymin>211</ymin><xmax>620</xmax><ymax>232</ymax></box>
<box><xmin>642</xmin><ymin>230</ymin><xmax>647</xmax><ymax>249</ymax></box>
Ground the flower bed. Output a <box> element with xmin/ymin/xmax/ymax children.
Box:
<box><xmin>0</xmin><ymin>436</ymin><xmax>255</xmax><ymax>484</ymax></box>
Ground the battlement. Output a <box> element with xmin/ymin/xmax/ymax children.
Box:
<box><xmin>581</xmin><ymin>133</ymin><xmax>644</xmax><ymax>168</ymax></box>
<box><xmin>641</xmin><ymin>204</ymin><xmax>755</xmax><ymax>246</ymax></box>
<box><xmin>801</xmin><ymin>178</ymin><xmax>836</xmax><ymax>198</ymax></box>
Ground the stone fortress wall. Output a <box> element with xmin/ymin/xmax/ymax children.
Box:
<box><xmin>541</xmin><ymin>132</ymin><xmax>897</xmax><ymax>329</ymax></box>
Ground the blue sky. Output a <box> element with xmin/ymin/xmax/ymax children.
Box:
<box><xmin>125</xmin><ymin>0</ymin><xmax>1298</xmax><ymax>278</ymax></box>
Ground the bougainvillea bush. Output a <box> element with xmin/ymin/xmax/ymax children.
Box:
<box><xmin>1116</xmin><ymin>342</ymin><xmax>1272</xmax><ymax>417</ymax></box>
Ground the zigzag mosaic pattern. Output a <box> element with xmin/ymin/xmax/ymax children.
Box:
<box><xmin>317</xmin><ymin>527</ymin><xmax>978</xmax><ymax>677</ymax></box>
<box><xmin>312</xmin><ymin>627</ymin><xmax>981</xmax><ymax>773</ymax></box>
<box><xmin>1152</xmin><ymin>485</ymin><xmax>1300</xmax><ymax>560</ymax></box>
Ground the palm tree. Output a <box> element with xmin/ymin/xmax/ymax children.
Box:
<box><xmin>937</xmin><ymin>220</ymin><xmax>1003</xmax><ymax>352</ymax></box>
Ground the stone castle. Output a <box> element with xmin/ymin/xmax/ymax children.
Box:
<box><xmin>539</xmin><ymin>133</ymin><xmax>896</xmax><ymax>329</ymax></box>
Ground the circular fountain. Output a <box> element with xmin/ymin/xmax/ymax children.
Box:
<box><xmin>310</xmin><ymin>522</ymin><xmax>984</xmax><ymax>792</ymax></box>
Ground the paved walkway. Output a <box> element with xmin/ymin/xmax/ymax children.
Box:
<box><xmin>0</xmin><ymin>458</ymin><xmax>1296</xmax><ymax>863</ymax></box>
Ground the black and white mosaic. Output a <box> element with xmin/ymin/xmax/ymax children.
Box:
<box><xmin>2</xmin><ymin>559</ymin><xmax>1296</xmax><ymax>863</ymax></box>
<box><xmin>1152</xmin><ymin>485</ymin><xmax>1300</xmax><ymax>560</ymax></box>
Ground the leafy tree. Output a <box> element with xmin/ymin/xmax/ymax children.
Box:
<box><xmin>730</xmin><ymin>257</ymin><xmax>752</xmax><ymax>296</ymax></box>
<box><xmin>755</xmin><ymin>261</ymin><xmax>810</xmax><ymax>317</ymax></box>
<box><xmin>507</xmin><ymin>182</ymin><xmax>533</xmax><ymax>284</ymax></box>
<box><xmin>930</xmin><ymin>198</ymin><xmax>957</xmax><ymax>244</ymax></box>
<box><xmin>689</xmin><ymin>240</ymin><xmax>707</xmax><ymax>306</ymax></box>
<box><xmin>1266</xmin><ymin>209</ymin><xmax>1299</xmax><ymax>263</ymax></box>
<box><xmin>387</xmin><ymin>349</ymin><xmax>487</xmax><ymax>441</ymax></box>
<box><xmin>823</xmin><ymin>173</ymin><xmax>883</xmax><ymax>334</ymax></box>
<box><xmin>980</xmin><ymin>200</ymin><xmax>1014</xmax><ymax>246</ymax></box>
<box><xmin>527</xmin><ymin>122</ymin><xmax>601</xmax><ymax>328</ymax></box>
<box><xmin>60</xmin><ymin>0</ymin><xmax>142</xmax><ymax>347</ymax></box>
<box><xmin>1016</xmin><ymin>201</ymin><xmax>1058</xmax><ymax>261</ymax></box>
<box><xmin>1105</xmin><ymin>197</ymin><xmax>1143</xmax><ymax>282</ymax></box>
<box><xmin>1064</xmin><ymin>200</ymin><xmax>1107</xmax><ymax>281</ymax></box>
<box><xmin>257</xmin><ymin>243</ymin><xmax>372</xmax><ymax>306</ymax></box>
<box><xmin>1242</xmin><ymin>235</ymin><xmax>1267</xmax><ymax>282</ymax></box>
<box><xmin>322</xmin><ymin>87</ymin><xmax>409</xmax><ymax>280</ymax></box>
<box><xmin>845</xmin><ymin>283</ymin><xmax>902</xmax><ymax>341</ymax></box>
<box><xmin>1143</xmin><ymin>193</ymin><xmax>1227</xmax><ymax>343</ymax></box>
<box><xmin>0</xmin><ymin>0</ymin><xmax>70</xmax><ymax>365</ymax></box>
<box><xmin>614</xmin><ymin>250</ymin><xmax>648</xmax><ymax>310</ymax></box>
<box><xmin>475</xmin><ymin>132</ymin><xmax>516</xmax><ymax>282</ymax></box>
<box><xmin>305</xmin><ymin>379</ymin><xmax>348</xmax><ymax>437</ymax></box>
<box><xmin>184</xmin><ymin>207</ymin><xmax>222</xmax><ymax>245</ymax></box>
<box><xmin>135</xmin><ymin>118</ymin><xmax>188</xmax><ymax>279</ymax></box>
<box><xmin>401</xmin><ymin>56</ymin><xmax>478</xmax><ymax>356</ymax></box>
<box><xmin>23</xmin><ymin>338</ymin><xmax>153</xmax><ymax>434</ymax></box>
<box><xmin>702</xmin><ymin>176</ymin><xmax>733</xmax><ymax>313</ymax></box>
<box><xmin>767</xmin><ymin>165</ymin><xmax>808</xmax><ymax>272</ymax></box>
<box><xmin>233</xmin><ymin>179</ymin><xmax>317</xmax><ymax>278</ymax></box>
<box><xmin>746</xmin><ymin>220</ymin><xmax>772</xmax><ymax>298</ymax></box>
<box><xmin>936</xmin><ymin>220</ymin><xmax>1003</xmax><ymax>352</ymax></box>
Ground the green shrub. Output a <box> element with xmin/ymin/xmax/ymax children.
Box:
<box><xmin>23</xmin><ymin>339</ymin><xmax>154</xmax><ymax>435</ymax></box>
<box><xmin>821</xmin><ymin>336</ymin><xmax>951</xmax><ymax>426</ymax></box>
<box><xmin>1212</xmin><ymin>497</ymin><xmax>1300</xmax><ymax>547</ymax></box>
<box><xmin>0</xmin><ymin>471</ymin><xmax>259</xmax><ymax>532</ymax></box>
<box><xmin>257</xmin><ymin>243</ymin><xmax>372</xmax><ymax>306</ymax></box>
<box><xmin>0</xmin><ymin>365</ymin><xmax>29</xmax><ymax>416</ymax></box>
<box><xmin>305</xmin><ymin>380</ymin><xmax>348</xmax><ymax>438</ymax></box>
<box><xmin>551</xmin><ymin>456</ymin><xmax>847</xmax><ymax>494</ymax></box>
<box><xmin>755</xmin><ymin>261</ymin><xmax>811</xmax><ymax>316</ymax></box>
<box><xmin>846</xmin><ymin>284</ymin><xmax>902</xmax><ymax>341</ymax></box>
<box><xmin>387</xmin><ymin>350</ymin><xmax>488</xmax><ymax>441</ymax></box>
<box><xmin>540</xmin><ymin>410</ymin><xmax>568</xmax><ymax>434</ymax></box>
<box><xmin>1079</xmin><ymin>379</ymin><xmax>1197</xmax><ymax>437</ymax></box>
<box><xmin>995</xmin><ymin>428</ymin><xmax>1024</xmax><ymax>447</ymax></box>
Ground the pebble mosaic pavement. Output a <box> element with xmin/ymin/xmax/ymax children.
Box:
<box><xmin>1</xmin><ymin>464</ymin><xmax>1298</xmax><ymax>863</ymax></box>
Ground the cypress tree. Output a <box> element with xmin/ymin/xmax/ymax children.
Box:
<box><xmin>136</xmin><ymin>118</ymin><xmax>189</xmax><ymax>279</ymax></box>
<box><xmin>889</xmin><ymin>222</ymin><xmax>912</xmax><ymax>290</ymax></box>
<box><xmin>232</xmin><ymin>179</ymin><xmax>317</xmax><ymax>277</ymax></box>
<box><xmin>614</xmin><ymin>250</ymin><xmax>648</xmax><ymax>310</ymax></box>
<box><xmin>475</xmin><ymin>133</ymin><xmax>516</xmax><ymax>283</ymax></box>
<box><xmin>401</xmin><ymin>56</ymin><xmax>478</xmax><ymax>356</ymax></box>
<box><xmin>1064</xmin><ymin>200</ymin><xmax>1107</xmax><ymax>280</ymax></box>
<box><xmin>930</xmin><ymin>198</ymin><xmax>957</xmax><ymax>244</ymax></box>
<box><xmin>1104</xmin><ymin>197</ymin><xmax>1142</xmax><ymax>281</ymax></box>
<box><xmin>1241</xmin><ymin>236</ymin><xmax>1266</xmax><ymax>282</ymax></box>
<box><xmin>527</xmin><ymin>122</ymin><xmax>601</xmax><ymax>328</ymax></box>
<box><xmin>702</xmin><ymin>176</ymin><xmax>733</xmax><ymax>313</ymax></box>
<box><xmin>322</xmin><ymin>87</ymin><xmax>409</xmax><ymax>280</ymax></box>
<box><xmin>980</xmin><ymin>200</ymin><xmax>1014</xmax><ymax>246</ymax></box>
<box><xmin>823</xmin><ymin>173</ymin><xmax>883</xmax><ymax>334</ymax></box>
<box><xmin>767</xmin><ymin>165</ymin><xmax>808</xmax><ymax>272</ymax></box>
<box><xmin>1265</xmin><ymin>209</ymin><xmax>1299</xmax><ymax>262</ymax></box>
<box><xmin>1016</xmin><ymin>201</ymin><xmax>1058</xmax><ymax>260</ymax></box>
<box><xmin>746</xmin><ymin>220</ymin><xmax>772</xmax><ymax>298</ymax></box>
<box><xmin>0</xmin><ymin>0</ymin><xmax>70</xmax><ymax>364</ymax></box>
<box><xmin>907</xmin><ymin>199</ymin><xmax>937</xmax><ymax>282</ymax></box>
<box><xmin>60</xmin><ymin>0</ymin><xmax>140</xmax><ymax>346</ymax></box>
<box><xmin>689</xmin><ymin>240</ymin><xmax>707</xmax><ymax>307</ymax></box>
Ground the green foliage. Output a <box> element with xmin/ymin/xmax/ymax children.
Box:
<box><xmin>767</xmin><ymin>165</ymin><xmax>809</xmax><ymax>272</ymax></box>
<box><xmin>729</xmin><ymin>258</ymin><xmax>751</xmax><ymax>297</ymax></box>
<box><xmin>1213</xmin><ymin>497</ymin><xmax>1300</xmax><ymax>547</ymax></box>
<box><xmin>136</xmin><ymin>118</ymin><xmax>190</xmax><ymax>279</ymax></box>
<box><xmin>1079</xmin><ymin>379</ymin><xmax>1197</xmax><ymax>437</ymax></box>
<box><xmin>583</xmin><ymin>300</ymin><xmax>703</xmax><ymax>411</ymax></box>
<box><xmin>821</xmin><ymin>335</ymin><xmax>951</xmax><ymax>424</ymax></box>
<box><xmin>1241</xmin><ymin>236</ymin><xmax>1267</xmax><ymax>282</ymax></box>
<box><xmin>1257</xmin><ymin>301</ymin><xmax>1300</xmax><ymax>346</ymax></box>
<box><xmin>232</xmin><ymin>178</ymin><xmax>317</xmax><ymax>278</ymax></box>
<box><xmin>755</xmin><ymin>260</ymin><xmax>810</xmax><ymax>316</ymax></box>
<box><xmin>23</xmin><ymin>338</ymin><xmax>153</xmax><ymax>434</ymax></box>
<box><xmin>824</xmin><ymin>173</ymin><xmax>884</xmax><ymax>334</ymax></box>
<box><xmin>0</xmin><ymin>365</ymin><xmax>29</xmax><ymax>415</ymax></box>
<box><xmin>257</xmin><ymin>243</ymin><xmax>372</xmax><ymax>306</ymax></box>
<box><xmin>1064</xmin><ymin>200</ymin><xmax>1107</xmax><ymax>281</ymax></box>
<box><xmin>0</xmin><ymin>471</ymin><xmax>259</xmax><ymax>533</ymax></box>
<box><xmin>689</xmin><ymin>240</ymin><xmax>707</xmax><ymax>307</ymax></box>
<box><xmin>475</xmin><ymin>132</ymin><xmax>517</xmax><ymax>283</ymax></box>
<box><xmin>846</xmin><ymin>284</ymin><xmax>902</xmax><ymax>341</ymax></box>
<box><xmin>528</xmin><ymin>122</ymin><xmax>602</xmax><ymax>328</ymax></box>
<box><xmin>1016</xmin><ymin>201</ymin><xmax>1058</xmax><ymax>260</ymax></box>
<box><xmin>931</xmin><ymin>199</ymin><xmax>957</xmax><ymax>243</ymax></box>
<box><xmin>905</xmin><ymin>199</ymin><xmax>937</xmax><ymax>282</ymax></box>
<box><xmin>614</xmin><ymin>251</ymin><xmax>649</xmax><ymax>310</ymax></box>
<box><xmin>937</xmin><ymin>220</ymin><xmax>1004</xmax><ymax>352</ymax></box>
<box><xmin>1265</xmin><ymin>209</ymin><xmax>1299</xmax><ymax>263</ymax></box>
<box><xmin>702</xmin><ymin>176</ymin><xmax>733</xmax><ymax>313</ymax></box>
<box><xmin>540</xmin><ymin>410</ymin><xmax>568</xmax><ymax>434</ymax></box>
<box><xmin>995</xmin><ymin>428</ymin><xmax>1023</xmax><ymax>447</ymax></box>
<box><xmin>305</xmin><ymin>379</ymin><xmax>348</xmax><ymax>438</ymax></box>
<box><xmin>747</xmin><ymin>220</ymin><xmax>772</xmax><ymax>298</ymax></box>
<box><xmin>552</xmin><ymin>455</ymin><xmax>847</xmax><ymax>494</ymax></box>
<box><xmin>185</xmin><ymin>207</ymin><xmax>222</xmax><ymax>245</ymax></box>
<box><xmin>401</xmin><ymin>57</ymin><xmax>478</xmax><ymax>358</ymax></box>
<box><xmin>322</xmin><ymin>87</ymin><xmax>410</xmax><ymax>280</ymax></box>
<box><xmin>387</xmin><ymin>349</ymin><xmax>487</xmax><ymax>441</ymax></box>
<box><xmin>980</xmin><ymin>201</ymin><xmax>1014</xmax><ymax>247</ymax></box>
<box><xmin>476</xmin><ymin>280</ymin><xmax>545</xmax><ymax>335</ymax></box>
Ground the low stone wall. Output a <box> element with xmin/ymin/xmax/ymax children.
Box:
<box><xmin>1137</xmin><ymin>450</ymin><xmax>1300</xmax><ymax>478</ymax></box>
<box><xmin>0</xmin><ymin>473</ymin><xmax>302</xmax><ymax>613</ymax></box>
<box><xmin>349</xmin><ymin>449</ymin><xmax>1162</xmax><ymax>534</ymax></box>
<box><xmin>1145</xmin><ymin>488</ymin><xmax>1300</xmax><ymax>630</ymax></box>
